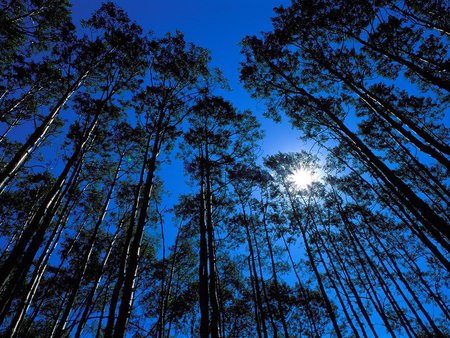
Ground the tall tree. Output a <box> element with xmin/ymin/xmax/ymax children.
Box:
<box><xmin>0</xmin><ymin>1</ymin><xmax>147</xmax><ymax>192</ymax></box>
<box><xmin>182</xmin><ymin>95</ymin><xmax>261</xmax><ymax>338</ymax></box>
<box><xmin>240</xmin><ymin>0</ymin><xmax>450</xmax><ymax>265</ymax></box>
<box><xmin>106</xmin><ymin>32</ymin><xmax>215</xmax><ymax>337</ymax></box>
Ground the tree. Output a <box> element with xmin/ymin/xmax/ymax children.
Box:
<box><xmin>0</xmin><ymin>1</ymin><xmax>147</xmax><ymax>192</ymax></box>
<box><xmin>240</xmin><ymin>0</ymin><xmax>450</xmax><ymax>267</ymax></box>
<box><xmin>105</xmin><ymin>32</ymin><xmax>216</xmax><ymax>338</ymax></box>
<box><xmin>181</xmin><ymin>95</ymin><xmax>261</xmax><ymax>338</ymax></box>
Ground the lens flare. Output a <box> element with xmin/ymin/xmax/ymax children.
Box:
<box><xmin>291</xmin><ymin>168</ymin><xmax>314</xmax><ymax>189</ymax></box>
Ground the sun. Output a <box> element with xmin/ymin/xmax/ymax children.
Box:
<box><xmin>290</xmin><ymin>168</ymin><xmax>314</xmax><ymax>189</ymax></box>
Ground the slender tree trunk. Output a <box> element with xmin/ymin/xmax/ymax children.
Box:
<box><xmin>318</xmin><ymin>224</ymin><xmax>378</xmax><ymax>338</ymax></box>
<box><xmin>338</xmin><ymin>210</ymin><xmax>416</xmax><ymax>337</ymax></box>
<box><xmin>0</xmin><ymin>112</ymin><xmax>99</xmax><ymax>307</ymax></box>
<box><xmin>396</xmin><ymin>242</ymin><xmax>450</xmax><ymax>321</ymax></box>
<box><xmin>278</xmin><ymin>232</ymin><xmax>320</xmax><ymax>337</ymax></box>
<box><xmin>74</xmin><ymin>217</ymin><xmax>125</xmax><ymax>338</ymax></box>
<box><xmin>205</xmin><ymin>153</ymin><xmax>221</xmax><ymax>338</ymax></box>
<box><xmin>356</xmin><ymin>207</ymin><xmax>444</xmax><ymax>335</ymax></box>
<box><xmin>0</xmin><ymin>115</ymin><xmax>20</xmax><ymax>144</ymax></box>
<box><xmin>326</xmin><ymin>147</ymin><xmax>450</xmax><ymax>270</ymax></box>
<box><xmin>0</xmin><ymin>150</ymin><xmax>88</xmax><ymax>325</ymax></box>
<box><xmin>386</xmin><ymin>128</ymin><xmax>450</xmax><ymax>204</ymax></box>
<box><xmin>97</xmin><ymin>291</ymin><xmax>109</xmax><ymax>337</ymax></box>
<box><xmin>113</xmin><ymin>123</ymin><xmax>165</xmax><ymax>337</ymax></box>
<box><xmin>252</xmin><ymin>223</ymin><xmax>278</xmax><ymax>337</ymax></box>
<box><xmin>155</xmin><ymin>205</ymin><xmax>167</xmax><ymax>338</ymax></box>
<box><xmin>260</xmin><ymin>197</ymin><xmax>289</xmax><ymax>338</ymax></box>
<box><xmin>247</xmin><ymin>256</ymin><xmax>263</xmax><ymax>338</ymax></box>
<box><xmin>283</xmin><ymin>183</ymin><xmax>343</xmax><ymax>338</ymax></box>
<box><xmin>326</xmin><ymin>106</ymin><xmax>450</xmax><ymax>245</ymax></box>
<box><xmin>104</xmin><ymin>130</ymin><xmax>152</xmax><ymax>338</ymax></box>
<box><xmin>320</xmin><ymin>57</ymin><xmax>450</xmax><ymax>164</ymax></box>
<box><xmin>19</xmin><ymin>220</ymin><xmax>87</xmax><ymax>335</ymax></box>
<box><xmin>305</xmin><ymin>211</ymin><xmax>362</xmax><ymax>338</ymax></box>
<box><xmin>0</xmin><ymin>86</ymin><xmax>36</xmax><ymax>120</ymax></box>
<box><xmin>267</xmin><ymin>61</ymin><xmax>450</xmax><ymax>247</ymax></box>
<box><xmin>52</xmin><ymin>155</ymin><xmax>123</xmax><ymax>337</ymax></box>
<box><xmin>7</xmin><ymin>178</ymin><xmax>81</xmax><ymax>337</ymax></box>
<box><xmin>239</xmin><ymin>198</ymin><xmax>268</xmax><ymax>338</ymax></box>
<box><xmin>199</xmin><ymin>151</ymin><xmax>209</xmax><ymax>338</ymax></box>
<box><xmin>158</xmin><ymin>220</ymin><xmax>183</xmax><ymax>338</ymax></box>
<box><xmin>0</xmin><ymin>71</ymin><xmax>90</xmax><ymax>192</ymax></box>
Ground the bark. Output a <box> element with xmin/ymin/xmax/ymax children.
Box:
<box><xmin>279</xmin><ymin>232</ymin><xmax>320</xmax><ymax>337</ymax></box>
<box><xmin>239</xmin><ymin>197</ymin><xmax>268</xmax><ymax>338</ymax></box>
<box><xmin>52</xmin><ymin>155</ymin><xmax>123</xmax><ymax>337</ymax></box>
<box><xmin>205</xmin><ymin>156</ymin><xmax>221</xmax><ymax>338</ymax></box>
<box><xmin>0</xmin><ymin>71</ymin><xmax>89</xmax><ymax>192</ymax></box>
<box><xmin>0</xmin><ymin>112</ymin><xmax>99</xmax><ymax>303</ymax></box>
<box><xmin>283</xmin><ymin>182</ymin><xmax>343</xmax><ymax>338</ymax></box>
<box><xmin>74</xmin><ymin>217</ymin><xmax>125</xmax><ymax>338</ymax></box>
<box><xmin>260</xmin><ymin>198</ymin><xmax>289</xmax><ymax>338</ymax></box>
<box><xmin>104</xmin><ymin>132</ymin><xmax>152</xmax><ymax>338</ymax></box>
<box><xmin>252</xmin><ymin>223</ymin><xmax>278</xmax><ymax>337</ymax></box>
<box><xmin>7</xmin><ymin>177</ymin><xmax>81</xmax><ymax>337</ymax></box>
<box><xmin>113</xmin><ymin>120</ymin><xmax>165</xmax><ymax>337</ymax></box>
<box><xmin>199</xmin><ymin>152</ymin><xmax>209</xmax><ymax>338</ymax></box>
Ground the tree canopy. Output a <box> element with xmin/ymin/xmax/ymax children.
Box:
<box><xmin>0</xmin><ymin>0</ymin><xmax>449</xmax><ymax>337</ymax></box>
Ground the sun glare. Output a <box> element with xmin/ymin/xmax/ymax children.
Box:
<box><xmin>291</xmin><ymin>168</ymin><xmax>314</xmax><ymax>189</ymax></box>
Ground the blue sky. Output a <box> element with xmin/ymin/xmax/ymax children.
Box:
<box><xmin>71</xmin><ymin>0</ymin><xmax>303</xmax><ymax>156</ymax></box>
<box><xmin>70</xmin><ymin>0</ymin><xmax>311</xmax><ymax>224</ymax></box>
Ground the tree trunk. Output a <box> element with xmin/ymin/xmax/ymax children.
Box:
<box><xmin>0</xmin><ymin>112</ymin><xmax>99</xmax><ymax>305</ymax></box>
<box><xmin>0</xmin><ymin>71</ymin><xmax>90</xmax><ymax>192</ymax></box>
<box><xmin>74</xmin><ymin>216</ymin><xmax>125</xmax><ymax>338</ymax></box>
<box><xmin>279</xmin><ymin>231</ymin><xmax>320</xmax><ymax>337</ymax></box>
<box><xmin>282</xmin><ymin>181</ymin><xmax>343</xmax><ymax>338</ymax></box>
<box><xmin>239</xmin><ymin>198</ymin><xmax>267</xmax><ymax>338</ymax></box>
<box><xmin>104</xmin><ymin>132</ymin><xmax>152</xmax><ymax>338</ymax></box>
<box><xmin>260</xmin><ymin>198</ymin><xmax>289</xmax><ymax>338</ymax></box>
<box><xmin>205</xmin><ymin>155</ymin><xmax>221</xmax><ymax>338</ymax></box>
<box><xmin>252</xmin><ymin>222</ymin><xmax>278</xmax><ymax>337</ymax></box>
<box><xmin>113</xmin><ymin>123</ymin><xmax>164</xmax><ymax>337</ymax></box>
<box><xmin>52</xmin><ymin>155</ymin><xmax>123</xmax><ymax>337</ymax></box>
<box><xmin>7</xmin><ymin>177</ymin><xmax>81</xmax><ymax>337</ymax></box>
<box><xmin>199</xmin><ymin>151</ymin><xmax>210</xmax><ymax>338</ymax></box>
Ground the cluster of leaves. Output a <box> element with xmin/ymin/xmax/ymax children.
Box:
<box><xmin>0</xmin><ymin>0</ymin><xmax>449</xmax><ymax>337</ymax></box>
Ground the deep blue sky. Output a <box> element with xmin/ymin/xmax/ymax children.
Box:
<box><xmin>71</xmin><ymin>0</ymin><xmax>302</xmax><ymax>156</ymax></box>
